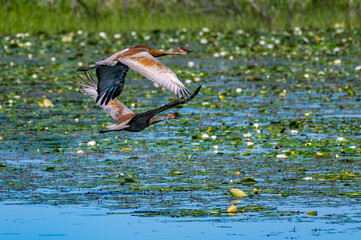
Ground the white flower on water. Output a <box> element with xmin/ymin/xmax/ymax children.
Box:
<box><xmin>202</xmin><ymin>27</ymin><xmax>210</xmax><ymax>32</ymax></box>
<box><xmin>290</xmin><ymin>130</ymin><xmax>299</xmax><ymax>135</ymax></box>
<box><xmin>16</xmin><ymin>33</ymin><xmax>26</xmax><ymax>38</ymax></box>
<box><xmin>220</xmin><ymin>51</ymin><xmax>227</xmax><ymax>56</ymax></box>
<box><xmin>243</xmin><ymin>133</ymin><xmax>252</xmax><ymax>138</ymax></box>
<box><xmin>99</xmin><ymin>32</ymin><xmax>107</xmax><ymax>39</ymax></box>
<box><xmin>77</xmin><ymin>149</ymin><xmax>84</xmax><ymax>155</ymax></box>
<box><xmin>259</xmin><ymin>40</ymin><xmax>265</xmax><ymax>45</ymax></box>
<box><xmin>303</xmin><ymin>177</ymin><xmax>312</xmax><ymax>181</ymax></box>
<box><xmin>201</xmin><ymin>133</ymin><xmax>209</xmax><ymax>139</ymax></box>
<box><xmin>236</xmin><ymin>88</ymin><xmax>242</xmax><ymax>93</ymax></box>
<box><xmin>333</xmin><ymin>59</ymin><xmax>341</xmax><ymax>65</ymax></box>
<box><xmin>276</xmin><ymin>154</ymin><xmax>287</xmax><ymax>159</ymax></box>
<box><xmin>337</xmin><ymin>137</ymin><xmax>345</xmax><ymax>142</ymax></box>
<box><xmin>50</xmin><ymin>57</ymin><xmax>56</xmax><ymax>62</ymax></box>
<box><xmin>32</xmin><ymin>74</ymin><xmax>38</xmax><ymax>79</ymax></box>
<box><xmin>200</xmin><ymin>39</ymin><xmax>208</xmax><ymax>44</ymax></box>
<box><xmin>355</xmin><ymin>65</ymin><xmax>361</xmax><ymax>71</ymax></box>
<box><xmin>304</xmin><ymin>74</ymin><xmax>310</xmax><ymax>78</ymax></box>
<box><xmin>62</xmin><ymin>35</ymin><xmax>72</xmax><ymax>42</ymax></box>
<box><xmin>188</xmin><ymin>61</ymin><xmax>195</xmax><ymax>68</ymax></box>
<box><xmin>114</xmin><ymin>33</ymin><xmax>121</xmax><ymax>39</ymax></box>
<box><xmin>294</xmin><ymin>27</ymin><xmax>302</xmax><ymax>35</ymax></box>
<box><xmin>77</xmin><ymin>30</ymin><xmax>83</xmax><ymax>35</ymax></box>
<box><xmin>185</xmin><ymin>79</ymin><xmax>192</xmax><ymax>84</ymax></box>
<box><xmin>211</xmin><ymin>135</ymin><xmax>217</xmax><ymax>140</ymax></box>
<box><xmin>247</xmin><ymin>141</ymin><xmax>254</xmax><ymax>146</ymax></box>
<box><xmin>213</xmin><ymin>145</ymin><xmax>218</xmax><ymax>149</ymax></box>
<box><xmin>87</xmin><ymin>141</ymin><xmax>96</xmax><ymax>146</ymax></box>
<box><xmin>254</xmin><ymin>123</ymin><xmax>259</xmax><ymax>129</ymax></box>
<box><xmin>267</xmin><ymin>44</ymin><xmax>274</xmax><ymax>49</ymax></box>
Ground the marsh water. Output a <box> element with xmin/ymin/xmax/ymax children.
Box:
<box><xmin>0</xmin><ymin>29</ymin><xmax>360</xmax><ymax>239</ymax></box>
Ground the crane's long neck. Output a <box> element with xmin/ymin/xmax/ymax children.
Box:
<box><xmin>149</xmin><ymin>116</ymin><xmax>168</xmax><ymax>125</ymax></box>
<box><xmin>149</xmin><ymin>49</ymin><xmax>176</xmax><ymax>57</ymax></box>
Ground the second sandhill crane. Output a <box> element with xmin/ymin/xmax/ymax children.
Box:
<box><xmin>77</xmin><ymin>45</ymin><xmax>195</xmax><ymax>105</ymax></box>
<box><xmin>78</xmin><ymin>71</ymin><xmax>201</xmax><ymax>133</ymax></box>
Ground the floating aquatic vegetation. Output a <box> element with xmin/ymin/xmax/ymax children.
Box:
<box><xmin>0</xmin><ymin>29</ymin><xmax>360</xmax><ymax>229</ymax></box>
<box><xmin>229</xmin><ymin>189</ymin><xmax>247</xmax><ymax>197</ymax></box>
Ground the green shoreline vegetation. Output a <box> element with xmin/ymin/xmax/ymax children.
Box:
<box><xmin>1</xmin><ymin>0</ymin><xmax>361</xmax><ymax>34</ymax></box>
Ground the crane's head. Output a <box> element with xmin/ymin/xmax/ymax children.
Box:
<box><xmin>174</xmin><ymin>47</ymin><xmax>195</xmax><ymax>55</ymax></box>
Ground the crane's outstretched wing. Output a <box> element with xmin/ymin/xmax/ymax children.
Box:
<box><xmin>95</xmin><ymin>50</ymin><xmax>192</xmax><ymax>102</ymax></box>
<box><xmin>78</xmin><ymin>62</ymin><xmax>129</xmax><ymax>106</ymax></box>
<box><xmin>78</xmin><ymin>72</ymin><xmax>135</xmax><ymax>123</ymax></box>
<box><xmin>128</xmin><ymin>85</ymin><xmax>202</xmax><ymax>125</ymax></box>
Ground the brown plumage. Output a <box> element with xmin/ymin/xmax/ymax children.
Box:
<box><xmin>78</xmin><ymin>71</ymin><xmax>201</xmax><ymax>133</ymax></box>
<box><xmin>77</xmin><ymin>45</ymin><xmax>195</xmax><ymax>105</ymax></box>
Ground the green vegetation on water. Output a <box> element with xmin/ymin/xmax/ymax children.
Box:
<box><xmin>0</xmin><ymin>27</ymin><xmax>360</xmax><ymax>229</ymax></box>
<box><xmin>1</xmin><ymin>0</ymin><xmax>361</xmax><ymax>34</ymax></box>
<box><xmin>0</xmin><ymin>1</ymin><xmax>361</xmax><ymax>236</ymax></box>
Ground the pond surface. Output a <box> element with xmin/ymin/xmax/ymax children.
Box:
<box><xmin>1</xmin><ymin>204</ymin><xmax>360</xmax><ymax>240</ymax></box>
<box><xmin>0</xmin><ymin>29</ymin><xmax>360</xmax><ymax>239</ymax></box>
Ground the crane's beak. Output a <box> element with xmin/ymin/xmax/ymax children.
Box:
<box><xmin>174</xmin><ymin>112</ymin><xmax>182</xmax><ymax>119</ymax></box>
<box><xmin>187</xmin><ymin>50</ymin><xmax>195</xmax><ymax>54</ymax></box>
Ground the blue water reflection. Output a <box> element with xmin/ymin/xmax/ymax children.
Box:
<box><xmin>1</xmin><ymin>204</ymin><xmax>360</xmax><ymax>240</ymax></box>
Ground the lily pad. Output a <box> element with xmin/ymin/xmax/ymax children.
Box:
<box><xmin>229</xmin><ymin>188</ymin><xmax>247</xmax><ymax>197</ymax></box>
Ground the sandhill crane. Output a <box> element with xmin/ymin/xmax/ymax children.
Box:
<box><xmin>77</xmin><ymin>45</ymin><xmax>195</xmax><ymax>105</ymax></box>
<box><xmin>78</xmin><ymin>71</ymin><xmax>201</xmax><ymax>133</ymax></box>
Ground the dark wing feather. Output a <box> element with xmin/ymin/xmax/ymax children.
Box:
<box><xmin>95</xmin><ymin>63</ymin><xmax>129</xmax><ymax>105</ymax></box>
<box><xmin>129</xmin><ymin>85</ymin><xmax>202</xmax><ymax>125</ymax></box>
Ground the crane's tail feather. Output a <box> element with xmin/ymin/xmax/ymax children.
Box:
<box><xmin>177</xmin><ymin>87</ymin><xmax>198</xmax><ymax>103</ymax></box>
<box><xmin>184</xmin><ymin>88</ymin><xmax>192</xmax><ymax>99</ymax></box>
<box><xmin>77</xmin><ymin>65</ymin><xmax>100</xmax><ymax>72</ymax></box>
<box><xmin>192</xmin><ymin>85</ymin><xmax>201</xmax><ymax>97</ymax></box>
<box><xmin>77</xmin><ymin>73</ymin><xmax>93</xmax><ymax>87</ymax></box>
<box><xmin>77</xmin><ymin>70</ymin><xmax>98</xmax><ymax>90</ymax></box>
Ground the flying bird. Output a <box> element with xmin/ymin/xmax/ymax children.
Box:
<box><xmin>78</xmin><ymin>71</ymin><xmax>201</xmax><ymax>133</ymax></box>
<box><xmin>77</xmin><ymin>45</ymin><xmax>195</xmax><ymax>105</ymax></box>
